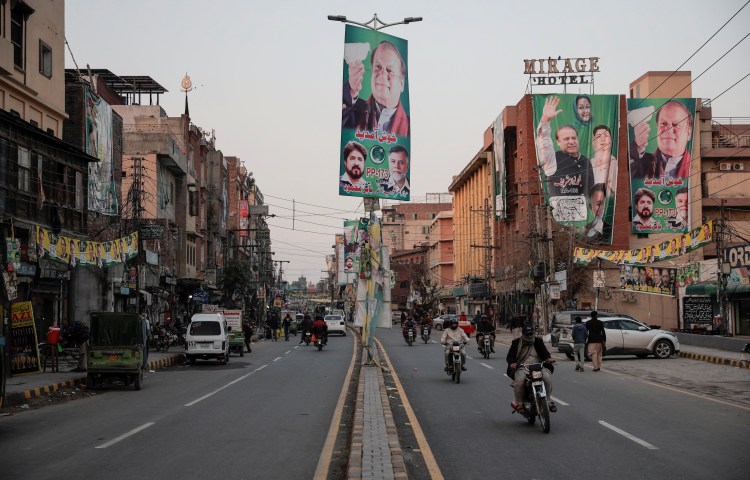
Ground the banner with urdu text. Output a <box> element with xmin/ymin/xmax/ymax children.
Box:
<box><xmin>627</xmin><ymin>98</ymin><xmax>697</xmax><ymax>234</ymax></box>
<box><xmin>573</xmin><ymin>220</ymin><xmax>713</xmax><ymax>266</ymax></box>
<box><xmin>532</xmin><ymin>94</ymin><xmax>619</xmax><ymax>244</ymax></box>
<box><xmin>35</xmin><ymin>226</ymin><xmax>138</xmax><ymax>268</ymax></box>
<box><xmin>339</xmin><ymin>25</ymin><xmax>410</xmax><ymax>200</ymax></box>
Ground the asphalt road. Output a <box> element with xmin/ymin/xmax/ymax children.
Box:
<box><xmin>0</xmin><ymin>333</ymin><xmax>355</xmax><ymax>480</ymax></box>
<box><xmin>377</xmin><ymin>325</ymin><xmax>750</xmax><ymax>480</ymax></box>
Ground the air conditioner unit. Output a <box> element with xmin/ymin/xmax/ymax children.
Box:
<box><xmin>733</xmin><ymin>163</ymin><xmax>745</xmax><ymax>171</ymax></box>
<box><xmin>719</xmin><ymin>163</ymin><xmax>732</xmax><ymax>171</ymax></box>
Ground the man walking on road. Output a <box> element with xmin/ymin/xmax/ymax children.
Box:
<box><xmin>585</xmin><ymin>311</ymin><xmax>606</xmax><ymax>371</ymax></box>
<box><xmin>571</xmin><ymin>316</ymin><xmax>588</xmax><ymax>372</ymax></box>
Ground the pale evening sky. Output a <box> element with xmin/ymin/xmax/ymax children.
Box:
<box><xmin>65</xmin><ymin>0</ymin><xmax>750</xmax><ymax>283</ymax></box>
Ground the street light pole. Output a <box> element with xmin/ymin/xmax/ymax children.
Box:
<box><xmin>327</xmin><ymin>13</ymin><xmax>422</xmax><ymax>31</ymax></box>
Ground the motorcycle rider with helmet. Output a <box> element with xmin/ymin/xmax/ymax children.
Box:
<box><xmin>475</xmin><ymin>314</ymin><xmax>496</xmax><ymax>354</ymax></box>
<box><xmin>506</xmin><ymin>324</ymin><xmax>556</xmax><ymax>414</ymax></box>
<box><xmin>402</xmin><ymin>314</ymin><xmax>417</xmax><ymax>342</ymax></box>
<box><xmin>440</xmin><ymin>317</ymin><xmax>469</xmax><ymax>371</ymax></box>
<box><xmin>298</xmin><ymin>313</ymin><xmax>313</xmax><ymax>344</ymax></box>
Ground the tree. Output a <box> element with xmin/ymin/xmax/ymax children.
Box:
<box><xmin>219</xmin><ymin>258</ymin><xmax>255</xmax><ymax>307</ymax></box>
<box><xmin>409</xmin><ymin>261</ymin><xmax>440</xmax><ymax>317</ymax></box>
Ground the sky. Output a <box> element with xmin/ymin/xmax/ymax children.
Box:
<box><xmin>65</xmin><ymin>0</ymin><xmax>750</xmax><ymax>284</ymax></box>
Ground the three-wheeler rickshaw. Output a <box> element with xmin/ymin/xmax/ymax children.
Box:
<box><xmin>86</xmin><ymin>312</ymin><xmax>145</xmax><ymax>390</ymax></box>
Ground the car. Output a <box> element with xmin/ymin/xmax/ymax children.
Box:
<box><xmin>391</xmin><ymin>311</ymin><xmax>404</xmax><ymax>324</ymax></box>
<box><xmin>556</xmin><ymin>317</ymin><xmax>680</xmax><ymax>360</ymax></box>
<box><xmin>550</xmin><ymin>311</ymin><xmax>637</xmax><ymax>347</ymax></box>
<box><xmin>431</xmin><ymin>314</ymin><xmax>456</xmax><ymax>331</ymax></box>
<box><xmin>324</xmin><ymin>314</ymin><xmax>347</xmax><ymax>336</ymax></box>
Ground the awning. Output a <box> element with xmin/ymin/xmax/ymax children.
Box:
<box><xmin>685</xmin><ymin>281</ymin><xmax>750</xmax><ymax>295</ymax></box>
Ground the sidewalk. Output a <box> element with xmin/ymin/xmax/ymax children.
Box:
<box><xmin>2</xmin><ymin>351</ymin><xmax>183</xmax><ymax>409</ymax></box>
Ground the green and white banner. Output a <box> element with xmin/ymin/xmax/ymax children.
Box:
<box><xmin>339</xmin><ymin>25</ymin><xmax>410</xmax><ymax>200</ymax></box>
<box><xmin>627</xmin><ymin>98</ymin><xmax>696</xmax><ymax>234</ymax></box>
<box><xmin>532</xmin><ymin>94</ymin><xmax>619</xmax><ymax>244</ymax></box>
<box><xmin>492</xmin><ymin>112</ymin><xmax>506</xmax><ymax>219</ymax></box>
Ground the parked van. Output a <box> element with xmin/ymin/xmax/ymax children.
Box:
<box><xmin>185</xmin><ymin>312</ymin><xmax>229</xmax><ymax>365</ymax></box>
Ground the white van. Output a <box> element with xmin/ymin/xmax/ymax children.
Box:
<box><xmin>185</xmin><ymin>312</ymin><xmax>230</xmax><ymax>365</ymax></box>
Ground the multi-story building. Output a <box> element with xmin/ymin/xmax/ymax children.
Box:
<box><xmin>1</xmin><ymin>1</ymin><xmax>96</xmax><ymax>336</ymax></box>
<box><xmin>381</xmin><ymin>199</ymin><xmax>452</xmax><ymax>254</ymax></box>
<box><xmin>427</xmin><ymin>211</ymin><xmax>455</xmax><ymax>313</ymax></box>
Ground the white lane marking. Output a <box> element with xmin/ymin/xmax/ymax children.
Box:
<box><xmin>550</xmin><ymin>396</ymin><xmax>569</xmax><ymax>406</ymax></box>
<box><xmin>480</xmin><ymin>363</ymin><xmax>493</xmax><ymax>369</ymax></box>
<box><xmin>599</xmin><ymin>421</ymin><xmax>658</xmax><ymax>450</ymax></box>
<box><xmin>184</xmin><ymin>365</ymin><xmax>267</xmax><ymax>407</ymax></box>
<box><xmin>273</xmin><ymin>356</ymin><xmax>282</xmax><ymax>362</ymax></box>
<box><xmin>285</xmin><ymin>350</ymin><xmax>291</xmax><ymax>355</ymax></box>
<box><xmin>95</xmin><ymin>422</ymin><xmax>154</xmax><ymax>449</ymax></box>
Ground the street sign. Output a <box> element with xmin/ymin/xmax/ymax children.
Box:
<box><xmin>257</xmin><ymin>230</ymin><xmax>270</xmax><ymax>240</ymax></box>
<box><xmin>248</xmin><ymin>205</ymin><xmax>269</xmax><ymax>216</ymax></box>
<box><xmin>140</xmin><ymin>224</ymin><xmax>164</xmax><ymax>240</ymax></box>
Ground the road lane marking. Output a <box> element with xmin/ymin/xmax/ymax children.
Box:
<box><xmin>95</xmin><ymin>422</ymin><xmax>154</xmax><ymax>449</ymax></box>
<box><xmin>184</xmin><ymin>365</ymin><xmax>267</xmax><ymax>407</ymax></box>
<box><xmin>285</xmin><ymin>350</ymin><xmax>291</xmax><ymax>355</ymax></box>
<box><xmin>376</xmin><ymin>338</ymin><xmax>445</xmax><ymax>480</ymax></box>
<box><xmin>550</xmin><ymin>396</ymin><xmax>569</xmax><ymax>406</ymax></box>
<box><xmin>314</xmin><ymin>329</ymin><xmax>357</xmax><ymax>480</ymax></box>
<box><xmin>599</xmin><ymin>421</ymin><xmax>658</xmax><ymax>450</ymax></box>
<box><xmin>480</xmin><ymin>363</ymin><xmax>493</xmax><ymax>369</ymax></box>
<box><xmin>273</xmin><ymin>356</ymin><xmax>282</xmax><ymax>362</ymax></box>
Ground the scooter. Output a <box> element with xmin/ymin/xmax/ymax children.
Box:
<box><xmin>478</xmin><ymin>333</ymin><xmax>492</xmax><ymax>359</ymax></box>
<box><xmin>421</xmin><ymin>325</ymin><xmax>431</xmax><ymax>343</ymax></box>
<box><xmin>445</xmin><ymin>341</ymin><xmax>466</xmax><ymax>384</ymax></box>
<box><xmin>511</xmin><ymin>362</ymin><xmax>554</xmax><ymax>433</ymax></box>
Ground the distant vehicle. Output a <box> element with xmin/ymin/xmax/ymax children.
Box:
<box><xmin>391</xmin><ymin>311</ymin><xmax>404</xmax><ymax>324</ymax></box>
<box><xmin>185</xmin><ymin>312</ymin><xmax>230</xmax><ymax>365</ymax></box>
<box><xmin>324</xmin><ymin>314</ymin><xmax>347</xmax><ymax>336</ymax></box>
<box><xmin>432</xmin><ymin>314</ymin><xmax>475</xmax><ymax>336</ymax></box>
<box><xmin>557</xmin><ymin>317</ymin><xmax>680</xmax><ymax>360</ymax></box>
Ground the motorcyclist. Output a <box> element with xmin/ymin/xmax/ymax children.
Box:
<box><xmin>440</xmin><ymin>317</ymin><xmax>469</xmax><ymax>372</ymax></box>
<box><xmin>506</xmin><ymin>324</ymin><xmax>556</xmax><ymax>414</ymax></box>
<box><xmin>418</xmin><ymin>313</ymin><xmax>432</xmax><ymax>336</ymax></box>
<box><xmin>311</xmin><ymin>315</ymin><xmax>328</xmax><ymax>345</ymax></box>
<box><xmin>402</xmin><ymin>315</ymin><xmax>417</xmax><ymax>341</ymax></box>
<box><xmin>475</xmin><ymin>315</ymin><xmax>496</xmax><ymax>354</ymax></box>
<box><xmin>298</xmin><ymin>314</ymin><xmax>313</xmax><ymax>344</ymax></box>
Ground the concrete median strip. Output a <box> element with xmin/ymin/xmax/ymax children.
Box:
<box><xmin>677</xmin><ymin>351</ymin><xmax>750</xmax><ymax>368</ymax></box>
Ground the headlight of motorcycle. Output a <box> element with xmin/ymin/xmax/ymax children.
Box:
<box><xmin>452</xmin><ymin>345</ymin><xmax>461</xmax><ymax>352</ymax></box>
<box><xmin>531</xmin><ymin>371</ymin><xmax>543</xmax><ymax>379</ymax></box>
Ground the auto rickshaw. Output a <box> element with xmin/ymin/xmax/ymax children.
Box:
<box><xmin>86</xmin><ymin>312</ymin><xmax>145</xmax><ymax>390</ymax></box>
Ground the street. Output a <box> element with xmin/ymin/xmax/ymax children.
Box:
<box><xmin>0</xmin><ymin>334</ymin><xmax>356</xmax><ymax>480</ymax></box>
<box><xmin>376</xmin><ymin>325</ymin><xmax>750</xmax><ymax>480</ymax></box>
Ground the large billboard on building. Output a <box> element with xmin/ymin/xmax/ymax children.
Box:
<box><xmin>626</xmin><ymin>98</ymin><xmax>696</xmax><ymax>234</ymax></box>
<box><xmin>339</xmin><ymin>25</ymin><xmax>410</xmax><ymax>201</ymax></box>
<box><xmin>492</xmin><ymin>112</ymin><xmax>506</xmax><ymax>219</ymax></box>
<box><xmin>532</xmin><ymin>94</ymin><xmax>619</xmax><ymax>243</ymax></box>
<box><xmin>620</xmin><ymin>265</ymin><xmax>676</xmax><ymax>297</ymax></box>
<box><xmin>85</xmin><ymin>84</ymin><xmax>118</xmax><ymax>216</ymax></box>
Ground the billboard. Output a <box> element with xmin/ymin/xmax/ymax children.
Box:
<box><xmin>492</xmin><ymin>112</ymin><xmax>506</xmax><ymax>219</ymax></box>
<box><xmin>532</xmin><ymin>94</ymin><xmax>619</xmax><ymax>243</ymax></box>
<box><xmin>627</xmin><ymin>98</ymin><xmax>696</xmax><ymax>234</ymax></box>
<box><xmin>85</xmin><ymin>84</ymin><xmax>118</xmax><ymax>216</ymax></box>
<box><xmin>238</xmin><ymin>200</ymin><xmax>249</xmax><ymax>237</ymax></box>
<box><xmin>620</xmin><ymin>265</ymin><xmax>676</xmax><ymax>297</ymax></box>
<box><xmin>35</xmin><ymin>226</ymin><xmax>138</xmax><ymax>268</ymax></box>
<box><xmin>339</xmin><ymin>25</ymin><xmax>410</xmax><ymax>200</ymax></box>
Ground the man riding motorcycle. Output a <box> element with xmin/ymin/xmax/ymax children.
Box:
<box><xmin>475</xmin><ymin>315</ymin><xmax>496</xmax><ymax>354</ymax></box>
<box><xmin>311</xmin><ymin>315</ymin><xmax>328</xmax><ymax>345</ymax></box>
<box><xmin>402</xmin><ymin>315</ymin><xmax>417</xmax><ymax>342</ymax></box>
<box><xmin>418</xmin><ymin>314</ymin><xmax>432</xmax><ymax>336</ymax></box>
<box><xmin>506</xmin><ymin>324</ymin><xmax>556</xmax><ymax>414</ymax></box>
<box><xmin>440</xmin><ymin>317</ymin><xmax>469</xmax><ymax>371</ymax></box>
<box><xmin>298</xmin><ymin>314</ymin><xmax>313</xmax><ymax>344</ymax></box>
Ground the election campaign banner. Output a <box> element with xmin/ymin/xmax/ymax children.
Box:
<box><xmin>620</xmin><ymin>265</ymin><xmax>676</xmax><ymax>297</ymax></box>
<box><xmin>339</xmin><ymin>25</ymin><xmax>410</xmax><ymax>201</ymax></box>
<box><xmin>531</xmin><ymin>94</ymin><xmax>619</xmax><ymax>243</ymax></box>
<box><xmin>492</xmin><ymin>112</ymin><xmax>507</xmax><ymax>219</ymax></box>
<box><xmin>627</xmin><ymin>98</ymin><xmax>696</xmax><ymax>234</ymax></box>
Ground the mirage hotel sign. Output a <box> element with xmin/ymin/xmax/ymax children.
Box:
<box><xmin>524</xmin><ymin>57</ymin><xmax>600</xmax><ymax>85</ymax></box>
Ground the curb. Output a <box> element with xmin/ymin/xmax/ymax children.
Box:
<box><xmin>678</xmin><ymin>351</ymin><xmax>750</xmax><ymax>369</ymax></box>
<box><xmin>3</xmin><ymin>353</ymin><xmax>185</xmax><ymax>408</ymax></box>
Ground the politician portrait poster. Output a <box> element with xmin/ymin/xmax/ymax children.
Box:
<box><xmin>532</xmin><ymin>94</ymin><xmax>619</xmax><ymax>243</ymax></box>
<box><xmin>627</xmin><ymin>98</ymin><xmax>697</xmax><ymax>234</ymax></box>
<box><xmin>339</xmin><ymin>25</ymin><xmax>411</xmax><ymax>201</ymax></box>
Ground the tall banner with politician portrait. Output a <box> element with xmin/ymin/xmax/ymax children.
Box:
<box><xmin>492</xmin><ymin>112</ymin><xmax>507</xmax><ymax>219</ymax></box>
<box><xmin>532</xmin><ymin>94</ymin><xmax>619</xmax><ymax>244</ymax></box>
<box><xmin>339</xmin><ymin>25</ymin><xmax>410</xmax><ymax>201</ymax></box>
<box><xmin>627</xmin><ymin>98</ymin><xmax>696</xmax><ymax>234</ymax></box>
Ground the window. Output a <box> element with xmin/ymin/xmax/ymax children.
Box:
<box><xmin>11</xmin><ymin>5</ymin><xmax>24</xmax><ymax>68</ymax></box>
<box><xmin>18</xmin><ymin>147</ymin><xmax>30</xmax><ymax>192</ymax></box>
<box><xmin>39</xmin><ymin>41</ymin><xmax>52</xmax><ymax>78</ymax></box>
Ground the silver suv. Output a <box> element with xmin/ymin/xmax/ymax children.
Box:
<box><xmin>556</xmin><ymin>317</ymin><xmax>680</xmax><ymax>360</ymax></box>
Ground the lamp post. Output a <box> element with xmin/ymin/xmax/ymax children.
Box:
<box><xmin>327</xmin><ymin>13</ymin><xmax>422</xmax><ymax>31</ymax></box>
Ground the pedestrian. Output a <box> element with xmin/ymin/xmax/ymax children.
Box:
<box><xmin>141</xmin><ymin>314</ymin><xmax>151</xmax><ymax>371</ymax></box>
<box><xmin>571</xmin><ymin>316</ymin><xmax>588</xmax><ymax>372</ymax></box>
<box><xmin>242</xmin><ymin>320</ymin><xmax>253</xmax><ymax>353</ymax></box>
<box><xmin>282</xmin><ymin>313</ymin><xmax>292</xmax><ymax>341</ymax></box>
<box><xmin>400</xmin><ymin>311</ymin><xmax>406</xmax><ymax>326</ymax></box>
<box><xmin>585</xmin><ymin>310</ymin><xmax>606</xmax><ymax>371</ymax></box>
<box><xmin>268</xmin><ymin>312</ymin><xmax>279</xmax><ymax>341</ymax></box>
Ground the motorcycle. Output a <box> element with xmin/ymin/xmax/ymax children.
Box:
<box><xmin>444</xmin><ymin>341</ymin><xmax>466</xmax><ymax>384</ymax></box>
<box><xmin>511</xmin><ymin>362</ymin><xmax>554</xmax><ymax>433</ymax></box>
<box><xmin>303</xmin><ymin>330</ymin><xmax>312</xmax><ymax>346</ymax></box>
<box><xmin>421</xmin><ymin>325</ymin><xmax>430</xmax><ymax>343</ymax></box>
<box><xmin>405</xmin><ymin>327</ymin><xmax>415</xmax><ymax>346</ymax></box>
<box><xmin>478</xmin><ymin>332</ymin><xmax>492</xmax><ymax>359</ymax></box>
<box><xmin>315</xmin><ymin>335</ymin><xmax>325</xmax><ymax>351</ymax></box>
